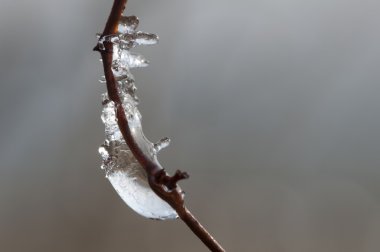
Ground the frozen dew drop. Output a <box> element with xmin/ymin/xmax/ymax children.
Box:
<box><xmin>134</xmin><ymin>32</ymin><xmax>159</xmax><ymax>45</ymax></box>
<box><xmin>121</xmin><ymin>52</ymin><xmax>149</xmax><ymax>68</ymax></box>
<box><xmin>118</xmin><ymin>16</ymin><xmax>139</xmax><ymax>33</ymax></box>
<box><xmin>154</xmin><ymin>137</ymin><xmax>171</xmax><ymax>153</ymax></box>
<box><xmin>117</xmin><ymin>32</ymin><xmax>158</xmax><ymax>49</ymax></box>
<box><xmin>98</xmin><ymin>144</ymin><xmax>109</xmax><ymax>160</ymax></box>
<box><xmin>113</xmin><ymin>49</ymin><xmax>149</xmax><ymax>70</ymax></box>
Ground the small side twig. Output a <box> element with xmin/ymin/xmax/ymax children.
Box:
<box><xmin>94</xmin><ymin>1</ymin><xmax>225</xmax><ymax>251</ymax></box>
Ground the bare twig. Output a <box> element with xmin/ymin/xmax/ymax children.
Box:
<box><xmin>94</xmin><ymin>1</ymin><xmax>225</xmax><ymax>251</ymax></box>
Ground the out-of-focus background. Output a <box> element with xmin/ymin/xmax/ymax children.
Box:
<box><xmin>1</xmin><ymin>0</ymin><xmax>380</xmax><ymax>251</ymax></box>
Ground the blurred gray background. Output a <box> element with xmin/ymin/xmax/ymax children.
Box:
<box><xmin>1</xmin><ymin>0</ymin><xmax>380</xmax><ymax>251</ymax></box>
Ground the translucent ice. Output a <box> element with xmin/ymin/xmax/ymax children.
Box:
<box><xmin>154</xmin><ymin>137</ymin><xmax>171</xmax><ymax>153</ymax></box>
<box><xmin>99</xmin><ymin>97</ymin><xmax>177</xmax><ymax>219</ymax></box>
<box><xmin>113</xmin><ymin>48</ymin><xmax>149</xmax><ymax>69</ymax></box>
<box><xmin>118</xmin><ymin>16</ymin><xmax>139</xmax><ymax>33</ymax></box>
<box><xmin>118</xmin><ymin>31</ymin><xmax>158</xmax><ymax>49</ymax></box>
<box><xmin>98</xmin><ymin>16</ymin><xmax>180</xmax><ymax>220</ymax></box>
<box><xmin>99</xmin><ymin>140</ymin><xmax>177</xmax><ymax>220</ymax></box>
<box><xmin>101</xmin><ymin>100</ymin><xmax>123</xmax><ymax>142</ymax></box>
<box><xmin>134</xmin><ymin>32</ymin><xmax>159</xmax><ymax>46</ymax></box>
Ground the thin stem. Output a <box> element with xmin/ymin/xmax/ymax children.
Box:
<box><xmin>94</xmin><ymin>1</ymin><xmax>225</xmax><ymax>251</ymax></box>
<box><xmin>178</xmin><ymin>207</ymin><xmax>225</xmax><ymax>252</ymax></box>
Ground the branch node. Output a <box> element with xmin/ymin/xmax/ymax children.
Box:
<box><xmin>154</xmin><ymin>169</ymin><xmax>189</xmax><ymax>191</ymax></box>
<box><xmin>167</xmin><ymin>170</ymin><xmax>189</xmax><ymax>189</ymax></box>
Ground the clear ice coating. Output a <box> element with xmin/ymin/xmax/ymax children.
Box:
<box><xmin>118</xmin><ymin>16</ymin><xmax>139</xmax><ymax>33</ymax></box>
<box><xmin>98</xmin><ymin>16</ymin><xmax>178</xmax><ymax>220</ymax></box>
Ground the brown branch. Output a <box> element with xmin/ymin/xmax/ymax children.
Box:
<box><xmin>94</xmin><ymin>1</ymin><xmax>225</xmax><ymax>251</ymax></box>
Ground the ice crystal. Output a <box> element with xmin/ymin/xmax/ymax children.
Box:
<box><xmin>98</xmin><ymin>16</ymin><xmax>179</xmax><ymax>220</ymax></box>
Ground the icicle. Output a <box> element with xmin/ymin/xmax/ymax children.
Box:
<box><xmin>134</xmin><ymin>32</ymin><xmax>159</xmax><ymax>45</ymax></box>
<box><xmin>118</xmin><ymin>16</ymin><xmax>139</xmax><ymax>33</ymax></box>
<box><xmin>154</xmin><ymin>137</ymin><xmax>171</xmax><ymax>153</ymax></box>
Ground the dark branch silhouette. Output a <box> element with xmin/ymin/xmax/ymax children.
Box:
<box><xmin>94</xmin><ymin>1</ymin><xmax>225</xmax><ymax>251</ymax></box>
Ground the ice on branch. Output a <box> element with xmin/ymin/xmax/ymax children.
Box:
<box><xmin>154</xmin><ymin>137</ymin><xmax>171</xmax><ymax>154</ymax></box>
<box><xmin>98</xmin><ymin>16</ymin><xmax>180</xmax><ymax>220</ymax></box>
<box><xmin>118</xmin><ymin>15</ymin><xmax>139</xmax><ymax>33</ymax></box>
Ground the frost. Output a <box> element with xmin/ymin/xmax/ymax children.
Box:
<box><xmin>98</xmin><ymin>15</ymin><xmax>179</xmax><ymax>220</ymax></box>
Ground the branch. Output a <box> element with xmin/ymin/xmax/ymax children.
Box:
<box><xmin>94</xmin><ymin>1</ymin><xmax>225</xmax><ymax>251</ymax></box>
